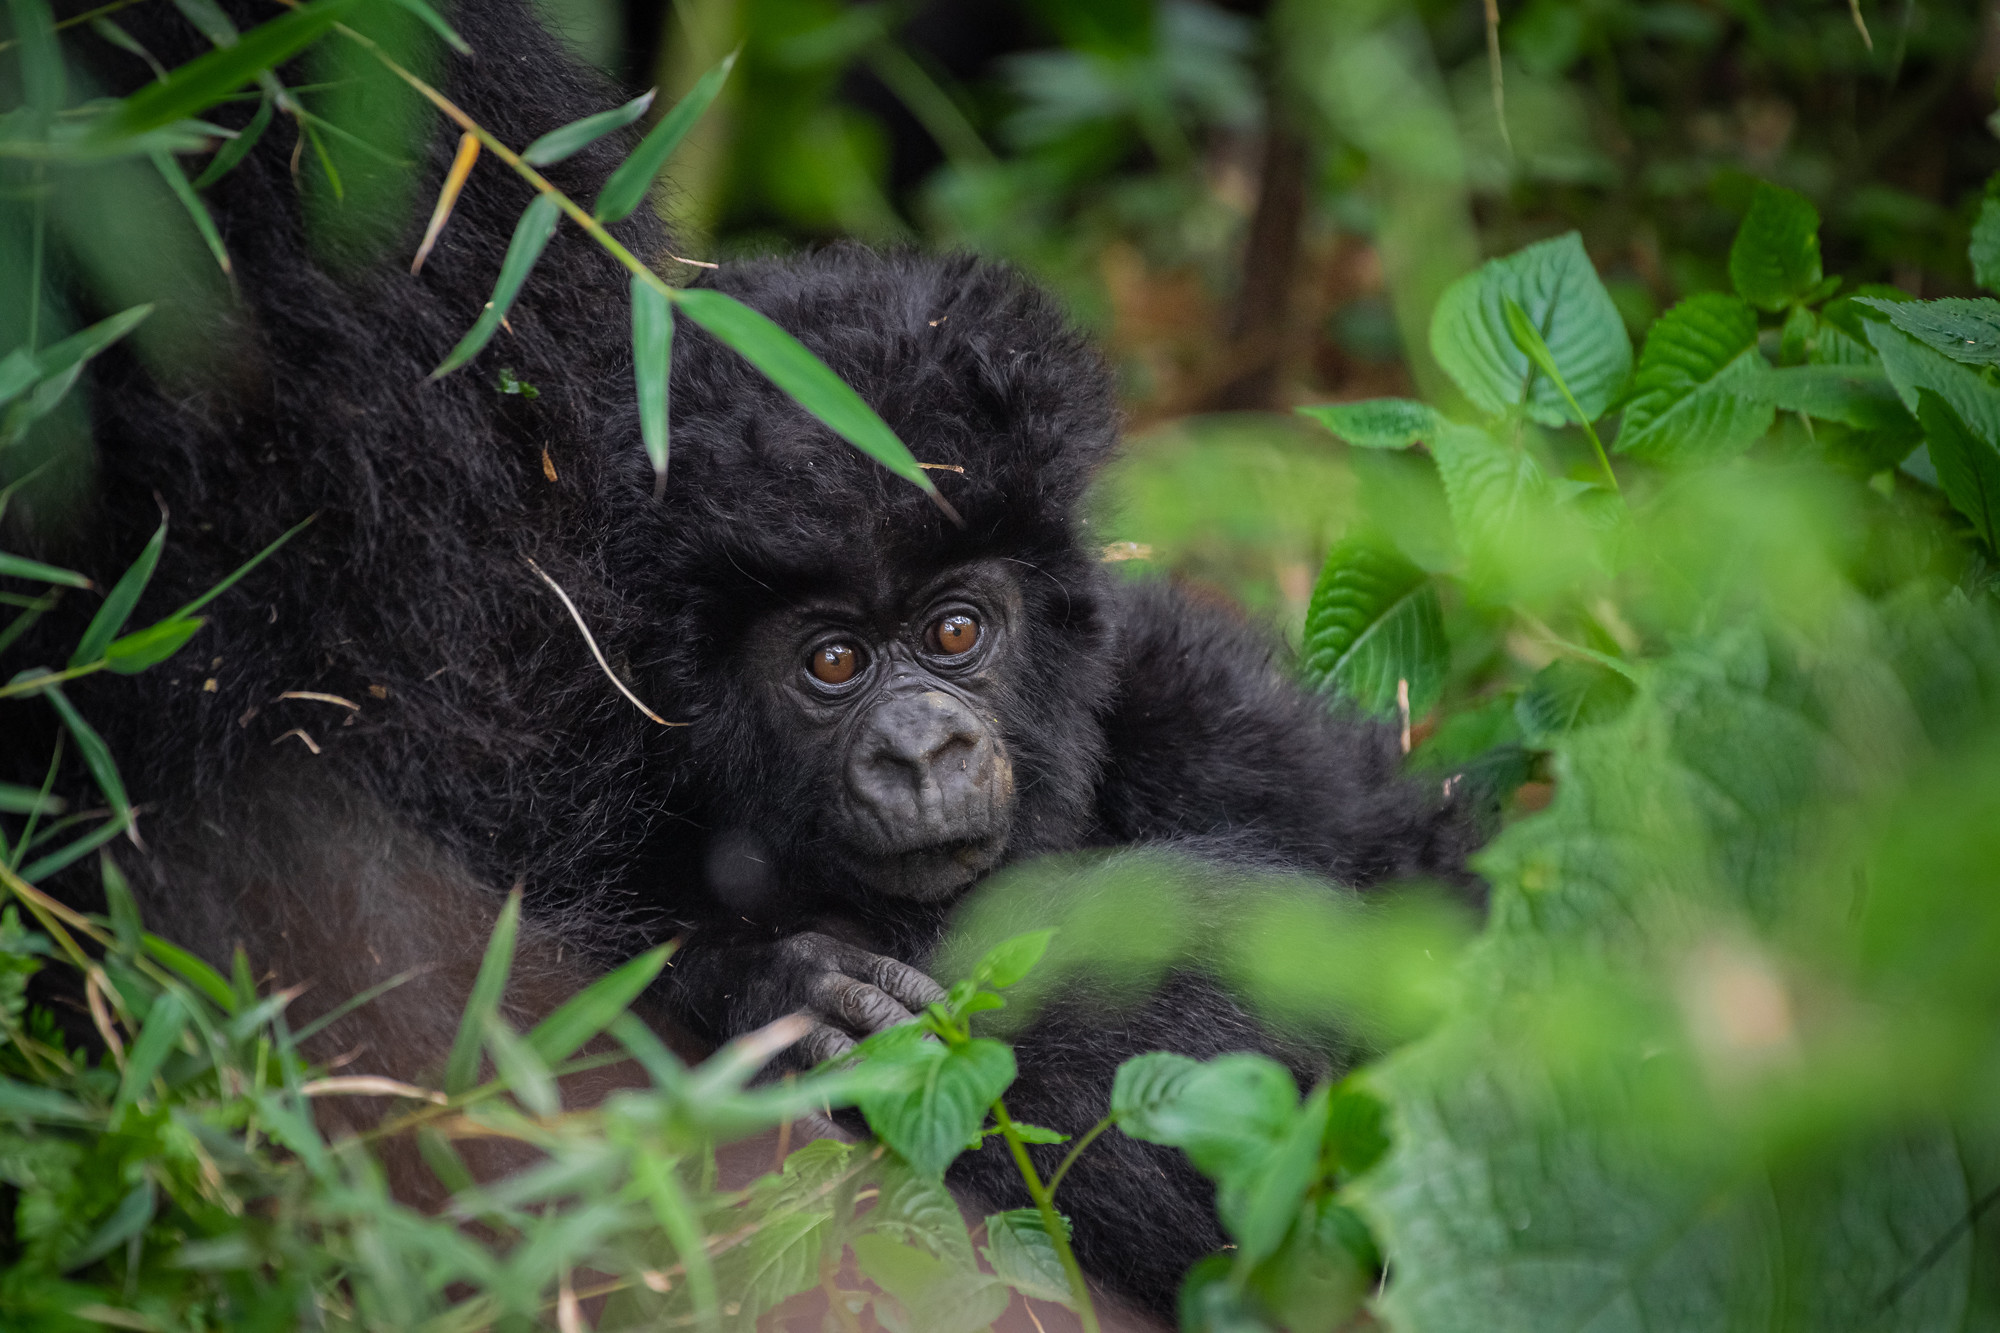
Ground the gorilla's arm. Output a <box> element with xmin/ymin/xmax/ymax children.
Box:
<box><xmin>1093</xmin><ymin>579</ymin><xmax>1483</xmax><ymax>893</ymax></box>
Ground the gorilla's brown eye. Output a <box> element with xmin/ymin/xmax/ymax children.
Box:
<box><xmin>809</xmin><ymin>644</ymin><xmax>859</xmax><ymax>685</ymax></box>
<box><xmin>927</xmin><ymin>613</ymin><xmax>980</xmax><ymax>656</ymax></box>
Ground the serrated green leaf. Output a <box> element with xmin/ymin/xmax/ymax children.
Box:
<box><xmin>443</xmin><ymin>887</ymin><xmax>520</xmax><ymax>1095</ymax></box>
<box><xmin>1615</xmin><ymin>292</ymin><xmax>1774</xmax><ymax>464</ymax></box>
<box><xmin>1425</xmin><ymin>419</ymin><xmax>1553</xmax><ymax>557</ymax></box>
<box><xmin>632</xmin><ymin>277</ymin><xmax>673</xmax><ymax>488</ymax></box>
<box><xmin>94</xmin><ymin>0</ymin><xmax>362</xmax><ymax>142</ymax></box>
<box><xmin>1729</xmin><ymin>182</ymin><xmax>1822</xmax><ymax>311</ymax></box>
<box><xmin>1221</xmin><ymin>1083</ymin><xmax>1330</xmax><ymax>1268</ymax></box>
<box><xmin>525</xmin><ymin>943</ymin><xmax>669</xmax><ymax>1065</ymax></box>
<box><xmin>1856</xmin><ymin>296</ymin><xmax>2000</xmax><ymax>367</ymax></box>
<box><xmin>973</xmin><ymin>929</ymin><xmax>1053</xmax><ymax>990</ymax></box>
<box><xmin>1296</xmin><ymin>398</ymin><xmax>1441</xmax><ymax>449</ymax></box>
<box><xmin>1515</xmin><ymin>658</ymin><xmax>1637</xmax><ymax>741</ymax></box>
<box><xmin>522</xmin><ymin>89</ymin><xmax>654</xmax><ymax>166</ymax></box>
<box><xmin>672</xmin><ymin>287</ymin><xmax>938</xmax><ymax>499</ymax></box>
<box><xmin>853</xmin><ymin>1234</ymin><xmax>1009</xmax><ymax>1333</ymax></box>
<box><xmin>594</xmin><ymin>50</ymin><xmax>736</xmax><ymax>223</ymax></box>
<box><xmin>1865</xmin><ymin>321</ymin><xmax>2000</xmax><ymax>461</ymax></box>
<box><xmin>433</xmin><ymin>194</ymin><xmax>562</xmax><ymax>377</ymax></box>
<box><xmin>1914</xmin><ymin>388</ymin><xmax>2000</xmax><ymax>550</ymax></box>
<box><xmin>1429</xmin><ymin>232</ymin><xmax>1631</xmax><ymax>426</ymax></box>
<box><xmin>857</xmin><ymin>1037</ymin><xmax>1014</xmax><ymax>1177</ymax></box>
<box><xmin>1113</xmin><ymin>1051</ymin><xmax>1298</xmax><ymax>1182</ymax></box>
<box><xmin>1972</xmin><ymin>198</ymin><xmax>2000</xmax><ymax>295</ymax></box>
<box><xmin>72</xmin><ymin>517</ymin><xmax>167</xmax><ymax>667</ymax></box>
<box><xmin>982</xmin><ymin>1209</ymin><xmax>1073</xmax><ymax>1305</ymax></box>
<box><xmin>104</xmin><ymin>616</ymin><xmax>205</xmax><ymax>674</ymax></box>
<box><xmin>1301</xmin><ymin>536</ymin><xmax>1446</xmax><ymax>717</ymax></box>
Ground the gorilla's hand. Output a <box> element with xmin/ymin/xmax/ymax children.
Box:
<box><xmin>773</xmin><ymin>933</ymin><xmax>948</xmax><ymax>1065</ymax></box>
<box><xmin>672</xmin><ymin>931</ymin><xmax>946</xmax><ymax>1068</ymax></box>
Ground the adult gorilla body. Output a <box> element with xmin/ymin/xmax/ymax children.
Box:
<box><xmin>5</xmin><ymin>0</ymin><xmax>1479</xmax><ymax>1313</ymax></box>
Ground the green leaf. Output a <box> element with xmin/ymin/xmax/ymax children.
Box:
<box><xmin>141</xmin><ymin>934</ymin><xmax>237</xmax><ymax>1012</ymax></box>
<box><xmin>380</xmin><ymin>0</ymin><xmax>468</xmax><ymax>55</ymax></box>
<box><xmin>857</xmin><ymin>1037</ymin><xmax>1016</xmax><ymax>1177</ymax></box>
<box><xmin>981</xmin><ymin>1209</ymin><xmax>1073</xmax><ymax>1305</ymax></box>
<box><xmin>1425</xmin><ymin>419</ymin><xmax>1554</xmax><ymax>558</ymax></box>
<box><xmin>42</xmin><ymin>684</ymin><xmax>130</xmax><ymax>823</ymax></box>
<box><xmin>631</xmin><ymin>276</ymin><xmax>673</xmax><ymax>488</ymax></box>
<box><xmin>1113</xmin><ymin>1051</ymin><xmax>1298</xmax><ymax>1182</ymax></box>
<box><xmin>593</xmin><ymin>49</ymin><xmax>737</xmax><ymax>223</ymax></box>
<box><xmin>0</xmin><ymin>782</ymin><xmax>63</xmax><ymax>816</ymax></box>
<box><xmin>94</xmin><ymin>0</ymin><xmax>362</xmax><ymax>142</ymax></box>
<box><xmin>105</xmin><ymin>616</ymin><xmax>205</xmax><ymax>674</ymax></box>
<box><xmin>1007</xmin><ymin>1120</ymin><xmax>1068</xmax><ymax>1144</ymax></box>
<box><xmin>169</xmin><ymin>0</ymin><xmax>240</xmax><ymax>46</ymax></box>
<box><xmin>673</xmin><ymin>287</ymin><xmax>940</xmax><ymax>500</ymax></box>
<box><xmin>1856</xmin><ymin>296</ymin><xmax>2000</xmax><ymax>367</ymax></box>
<box><xmin>19</xmin><ymin>813</ymin><xmax>132</xmax><ymax>882</ymax></box>
<box><xmin>443</xmin><ymin>887</ymin><xmax>521</xmax><ymax>1095</ymax></box>
<box><xmin>525</xmin><ymin>943</ymin><xmax>670</xmax><ymax>1065</ymax></box>
<box><xmin>973</xmin><ymin>929</ymin><xmax>1054</xmax><ymax>990</ymax></box>
<box><xmin>1865</xmin><ymin>322</ymin><xmax>2000</xmax><ymax>472</ymax></box>
<box><xmin>191</xmin><ymin>90</ymin><xmax>273</xmax><ymax>188</ymax></box>
<box><xmin>1295</xmin><ymin>398</ymin><xmax>1442</xmax><ymax>449</ymax></box>
<box><xmin>1302</xmin><ymin>535</ymin><xmax>1448</xmax><ymax>718</ymax></box>
<box><xmin>62</xmin><ymin>1180</ymin><xmax>156</xmax><ymax>1272</ymax></box>
<box><xmin>1515</xmin><ymin>658</ymin><xmax>1637</xmax><ymax>741</ymax></box>
<box><xmin>1914</xmin><ymin>388</ymin><xmax>2000</xmax><ymax>550</ymax></box>
<box><xmin>72</xmin><ymin>517</ymin><xmax>167</xmax><ymax>667</ymax></box>
<box><xmin>101</xmin><ymin>851</ymin><xmax>141</xmax><ymax>954</ymax></box>
<box><xmin>0</xmin><ymin>305</ymin><xmax>153</xmax><ymax>413</ymax></box>
<box><xmin>8</xmin><ymin>0</ymin><xmax>66</xmax><ymax>124</ymax></box>
<box><xmin>0</xmin><ymin>1074</ymin><xmax>93</xmax><ymax>1123</ymax></box>
<box><xmin>0</xmin><ymin>553</ymin><xmax>91</xmax><ymax>588</ymax></box>
<box><xmin>522</xmin><ymin>89</ymin><xmax>654</xmax><ymax>166</ymax></box>
<box><xmin>116</xmin><ymin>990</ymin><xmax>188</xmax><ymax>1109</ymax></box>
<box><xmin>1429</xmin><ymin>232</ymin><xmax>1631</xmax><ymax>426</ymax></box>
<box><xmin>151</xmin><ymin>150</ymin><xmax>230</xmax><ymax>273</ymax></box>
<box><xmin>433</xmin><ymin>194</ymin><xmax>562</xmax><ymax>377</ymax></box>
<box><xmin>1614</xmin><ymin>292</ymin><xmax>1774</xmax><ymax>465</ymax></box>
<box><xmin>481</xmin><ymin>1012</ymin><xmax>557</xmax><ymax>1116</ymax></box>
<box><xmin>1729</xmin><ymin>182</ymin><xmax>1823</xmax><ymax>311</ymax></box>
<box><xmin>170</xmin><ymin>512</ymin><xmax>311</xmax><ymax>619</ymax></box>
<box><xmin>853</xmin><ymin>1234</ymin><xmax>1009</xmax><ymax>1333</ymax></box>
<box><xmin>1972</xmin><ymin>198</ymin><xmax>2000</xmax><ymax>295</ymax></box>
<box><xmin>1221</xmin><ymin>1083</ymin><xmax>1331</xmax><ymax>1268</ymax></box>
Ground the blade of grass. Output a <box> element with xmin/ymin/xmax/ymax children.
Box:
<box><xmin>41</xmin><ymin>684</ymin><xmax>131</xmax><ymax>829</ymax></box>
<box><xmin>104</xmin><ymin>615</ymin><xmax>205</xmax><ymax>673</ymax></box>
<box><xmin>632</xmin><ymin>276</ymin><xmax>672</xmax><ymax>498</ymax></box>
<box><xmin>71</xmin><ymin>515</ymin><xmax>167</xmax><ymax>666</ymax></box>
<box><xmin>19</xmin><ymin>812</ymin><xmax>131</xmax><ymax>882</ymax></box>
<box><xmin>141</xmin><ymin>934</ymin><xmax>237</xmax><ymax>1012</ymax></box>
<box><xmin>0</xmin><ymin>553</ymin><xmax>91</xmax><ymax>588</ymax></box>
<box><xmin>192</xmin><ymin>89</ymin><xmax>273</xmax><ymax>187</ymax></box>
<box><xmin>170</xmin><ymin>512</ymin><xmax>311</xmax><ymax>618</ymax></box>
<box><xmin>432</xmin><ymin>194</ymin><xmax>561</xmax><ymax>377</ymax></box>
<box><xmin>444</xmin><ymin>886</ymin><xmax>521</xmax><ymax>1095</ymax></box>
<box><xmin>526</xmin><ymin>944</ymin><xmax>671</xmax><ymax>1065</ymax></box>
<box><xmin>592</xmin><ymin>50</ymin><xmax>735</xmax><ymax>223</ymax></box>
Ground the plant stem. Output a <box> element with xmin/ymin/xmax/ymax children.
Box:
<box><xmin>992</xmin><ymin>1099</ymin><xmax>1100</xmax><ymax>1333</ymax></box>
<box><xmin>1045</xmin><ymin>1115</ymin><xmax>1113</xmax><ymax>1197</ymax></box>
<box><xmin>0</xmin><ymin>660</ymin><xmax>106</xmax><ymax>700</ymax></box>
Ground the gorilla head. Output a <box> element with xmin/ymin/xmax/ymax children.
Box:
<box><xmin>621</xmin><ymin>246</ymin><xmax>1125</xmax><ymax>914</ymax></box>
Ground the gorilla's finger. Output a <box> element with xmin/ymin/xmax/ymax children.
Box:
<box><xmin>808</xmin><ymin>973</ymin><xmax>916</xmax><ymax>1035</ymax></box>
<box><xmin>799</xmin><ymin>1023</ymin><xmax>856</xmax><ymax>1066</ymax></box>
<box><xmin>817</xmin><ymin>939</ymin><xmax>948</xmax><ymax>1012</ymax></box>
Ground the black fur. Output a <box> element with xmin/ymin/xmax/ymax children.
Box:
<box><xmin>3</xmin><ymin>0</ymin><xmax>1482</xmax><ymax>1317</ymax></box>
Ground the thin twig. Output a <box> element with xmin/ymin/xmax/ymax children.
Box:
<box><xmin>278</xmin><ymin>691</ymin><xmax>360</xmax><ymax>709</ymax></box>
<box><xmin>522</xmin><ymin>557</ymin><xmax>679</xmax><ymax>726</ymax></box>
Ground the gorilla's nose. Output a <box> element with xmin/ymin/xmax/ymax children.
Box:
<box><xmin>847</xmin><ymin>690</ymin><xmax>1008</xmax><ymax>846</ymax></box>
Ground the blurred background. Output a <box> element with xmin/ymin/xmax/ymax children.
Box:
<box><xmin>529</xmin><ymin>0</ymin><xmax>2000</xmax><ymax>631</ymax></box>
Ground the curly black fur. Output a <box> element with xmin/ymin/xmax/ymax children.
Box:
<box><xmin>3</xmin><ymin>0</ymin><xmax>1483</xmax><ymax>1317</ymax></box>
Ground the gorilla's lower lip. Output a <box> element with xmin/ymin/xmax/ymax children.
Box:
<box><xmin>843</xmin><ymin>837</ymin><xmax>1005</xmax><ymax>900</ymax></box>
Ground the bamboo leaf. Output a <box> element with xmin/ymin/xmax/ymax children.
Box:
<box><xmin>411</xmin><ymin>131</ymin><xmax>479</xmax><ymax>274</ymax></box>
<box><xmin>593</xmin><ymin>49</ymin><xmax>736</xmax><ymax>224</ymax></box>
<box><xmin>71</xmin><ymin>517</ymin><xmax>167</xmax><ymax>667</ymax></box>
<box><xmin>672</xmin><ymin>287</ymin><xmax>944</xmax><ymax>508</ymax></box>
<box><xmin>432</xmin><ymin>194</ymin><xmax>561</xmax><ymax>377</ymax></box>
<box><xmin>115</xmin><ymin>991</ymin><xmax>188</xmax><ymax>1109</ymax></box>
<box><xmin>444</xmin><ymin>887</ymin><xmax>521</xmax><ymax>1095</ymax></box>
<box><xmin>380</xmin><ymin>0</ymin><xmax>468</xmax><ymax>55</ymax></box>
<box><xmin>94</xmin><ymin>0</ymin><xmax>362</xmax><ymax>143</ymax></box>
<box><xmin>632</xmin><ymin>276</ymin><xmax>673</xmax><ymax>491</ymax></box>
<box><xmin>104</xmin><ymin>616</ymin><xmax>206</xmax><ymax>674</ymax></box>
<box><xmin>170</xmin><ymin>513</ymin><xmax>311</xmax><ymax>619</ymax></box>
<box><xmin>522</xmin><ymin>89</ymin><xmax>654</xmax><ymax>166</ymax></box>
<box><xmin>0</xmin><ymin>553</ymin><xmax>91</xmax><ymax>588</ymax></box>
<box><xmin>8</xmin><ymin>0</ymin><xmax>67</xmax><ymax>124</ymax></box>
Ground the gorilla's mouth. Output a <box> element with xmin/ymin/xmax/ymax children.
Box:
<box><xmin>841</xmin><ymin>835</ymin><xmax>1008</xmax><ymax>901</ymax></box>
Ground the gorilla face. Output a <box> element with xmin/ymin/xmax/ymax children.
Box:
<box><xmin>742</xmin><ymin>560</ymin><xmax>1023</xmax><ymax>901</ymax></box>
